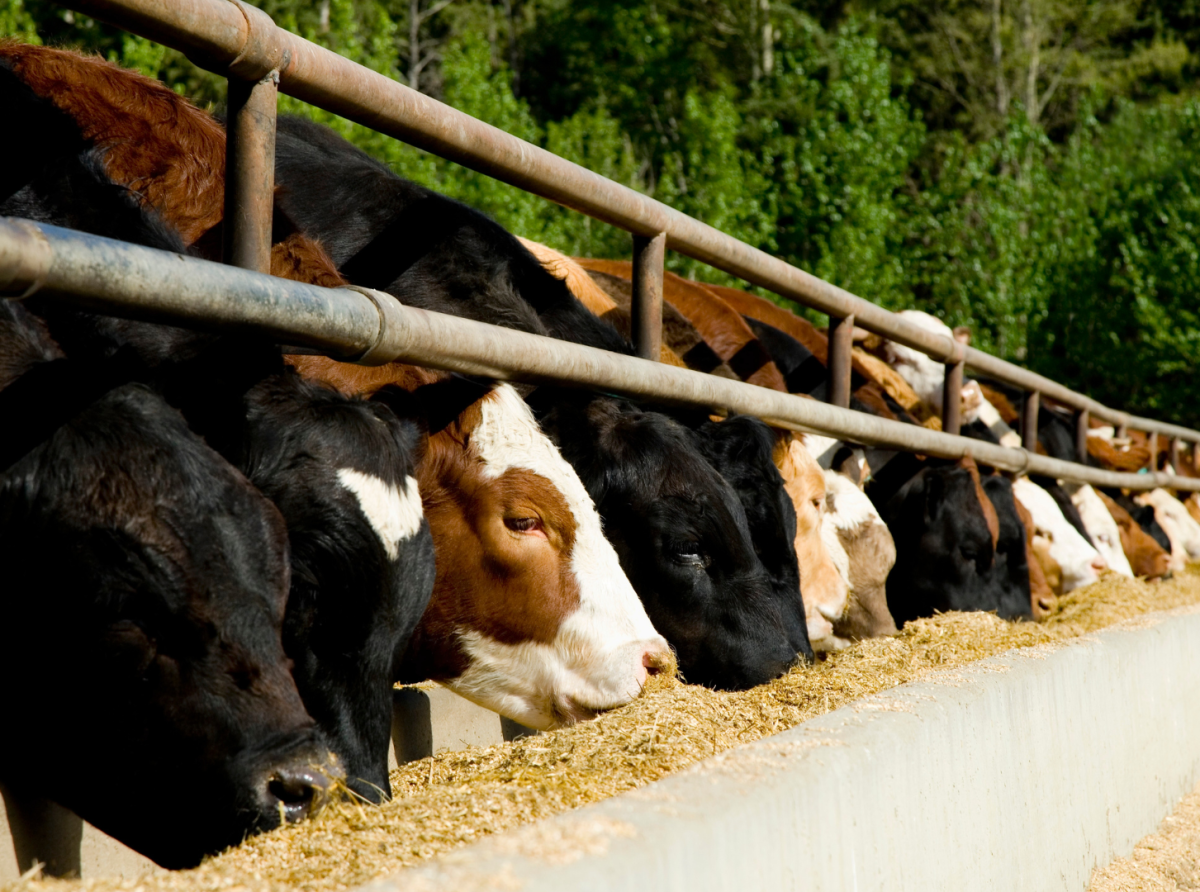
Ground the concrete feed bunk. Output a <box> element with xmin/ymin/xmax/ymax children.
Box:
<box><xmin>6</xmin><ymin>571</ymin><xmax>1200</xmax><ymax>891</ymax></box>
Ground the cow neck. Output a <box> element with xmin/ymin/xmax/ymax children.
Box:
<box><xmin>0</xmin><ymin>348</ymin><xmax>147</xmax><ymax>472</ymax></box>
<box><xmin>339</xmin><ymin>194</ymin><xmax>463</xmax><ymax>291</ymax></box>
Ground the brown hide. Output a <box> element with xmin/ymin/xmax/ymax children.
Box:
<box><xmin>1013</xmin><ymin>494</ymin><xmax>1057</xmax><ymax>615</ymax></box>
<box><xmin>773</xmin><ymin>435</ymin><xmax>847</xmax><ymax>631</ymax></box>
<box><xmin>961</xmin><ymin>457</ymin><xmax>1000</xmax><ymax>550</ymax></box>
<box><xmin>708</xmin><ymin>285</ymin><xmax>934</xmax><ymax>426</ymax></box>
<box><xmin>287</xmin><ymin>356</ymin><xmax>583</xmax><ymax>682</ymax></box>
<box><xmin>584</xmin><ymin>270</ymin><xmax>739</xmax><ymax>379</ymax></box>
<box><xmin>5</xmin><ymin>43</ymin><xmax>347</xmax><ymax>287</ymax></box>
<box><xmin>516</xmin><ymin>240</ymin><xmax>687</xmax><ymax>368</ymax></box>
<box><xmin>1096</xmin><ymin>490</ymin><xmax>1172</xmax><ymax>579</ymax></box>
<box><xmin>1186</xmin><ymin>493</ymin><xmax>1200</xmax><ymax>527</ymax></box>
<box><xmin>573</xmin><ymin>260</ymin><xmax>788</xmax><ymax>391</ymax></box>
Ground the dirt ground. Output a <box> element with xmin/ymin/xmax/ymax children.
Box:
<box><xmin>1090</xmin><ymin>781</ymin><xmax>1200</xmax><ymax>891</ymax></box>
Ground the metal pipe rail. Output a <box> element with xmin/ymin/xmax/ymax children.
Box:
<box><xmin>56</xmin><ymin>0</ymin><xmax>1200</xmax><ymax>449</ymax></box>
<box><xmin>2</xmin><ymin>218</ymin><xmax>1191</xmax><ymax>493</ymax></box>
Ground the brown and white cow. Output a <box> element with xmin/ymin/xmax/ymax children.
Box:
<box><xmin>289</xmin><ymin>357</ymin><xmax>672</xmax><ymax>729</ymax></box>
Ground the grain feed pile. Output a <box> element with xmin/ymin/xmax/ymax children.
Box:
<box><xmin>11</xmin><ymin>568</ymin><xmax>1200</xmax><ymax>892</ymax></box>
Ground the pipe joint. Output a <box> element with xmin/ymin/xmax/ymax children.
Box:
<box><xmin>340</xmin><ymin>285</ymin><xmax>404</xmax><ymax>365</ymax></box>
<box><xmin>0</xmin><ymin>218</ymin><xmax>51</xmax><ymax>300</ymax></box>
<box><xmin>226</xmin><ymin>0</ymin><xmax>289</xmax><ymax>81</ymax></box>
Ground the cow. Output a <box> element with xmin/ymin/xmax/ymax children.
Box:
<box><xmin>531</xmin><ymin>389</ymin><xmax>813</xmax><ymax>688</ymax></box>
<box><xmin>1066</xmin><ymin>482</ymin><xmax>1135</xmax><ymax>577</ymax></box>
<box><xmin>1012</xmin><ymin>477</ymin><xmax>1106</xmax><ymax>592</ymax></box>
<box><xmin>1008</xmin><ymin>483</ymin><xmax>1059</xmax><ymax>616</ymax></box>
<box><xmin>574</xmin><ymin>260</ymin><xmax>788</xmax><ymax>390</ymax></box>
<box><xmin>822</xmin><ymin>470</ymin><xmax>899</xmax><ymax>644</ymax></box>
<box><xmin>270</xmin><ymin>115</ymin><xmax>633</xmax><ymax>355</ymax></box>
<box><xmin>287</xmin><ymin>358</ymin><xmax>675</xmax><ymax>724</ymax></box>
<box><xmin>775</xmin><ymin>435</ymin><xmax>852</xmax><ymax>648</ymax></box>
<box><xmin>1135</xmin><ymin>488</ymin><xmax>1200</xmax><ymax>561</ymax></box>
<box><xmin>1095</xmin><ymin>491</ymin><xmax>1172</xmax><ymax>579</ymax></box>
<box><xmin>1</xmin><ymin>71</ymin><xmax>437</xmax><ymax>802</ymax></box>
<box><xmin>0</xmin><ymin>304</ymin><xmax>335</xmax><ymax>868</ymax></box>
<box><xmin>877</xmin><ymin>455</ymin><xmax>1032</xmax><ymax>625</ymax></box>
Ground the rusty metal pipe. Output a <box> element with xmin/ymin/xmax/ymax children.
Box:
<box><xmin>827</xmin><ymin>314</ymin><xmax>853</xmax><ymax>409</ymax></box>
<box><xmin>1149</xmin><ymin>432</ymin><xmax>1159</xmax><ymax>473</ymax></box>
<box><xmin>1171</xmin><ymin>437</ymin><xmax>1182</xmax><ymax>474</ymax></box>
<box><xmin>631</xmin><ymin>232</ymin><xmax>665</xmax><ymax>362</ymax></box>
<box><xmin>1022</xmin><ymin>391</ymin><xmax>1040</xmax><ymax>454</ymax></box>
<box><xmin>942</xmin><ymin>349</ymin><xmax>965</xmax><ymax>437</ymax></box>
<box><xmin>59</xmin><ymin>0</ymin><xmax>1200</xmax><ymax>446</ymax></box>
<box><xmin>4</xmin><ymin>217</ymin><xmax>1192</xmax><ymax>493</ymax></box>
<box><xmin>224</xmin><ymin>69</ymin><xmax>278</xmax><ymax>273</ymax></box>
<box><xmin>1076</xmin><ymin>410</ymin><xmax>1090</xmax><ymax>465</ymax></box>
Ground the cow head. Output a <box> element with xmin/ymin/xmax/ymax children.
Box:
<box><xmin>240</xmin><ymin>373</ymin><xmax>435</xmax><ymax>802</ymax></box>
<box><xmin>0</xmin><ymin>384</ymin><xmax>334</xmax><ymax>868</ymax></box>
<box><xmin>1067</xmin><ymin>483</ymin><xmax>1134</xmax><ymax>578</ymax></box>
<box><xmin>778</xmin><ymin>436</ymin><xmax>851</xmax><ymax>647</ymax></box>
<box><xmin>1012</xmin><ymin>477</ymin><xmax>1105</xmax><ymax>592</ymax></box>
<box><xmin>880</xmin><ymin>457</ymin><xmax>1029</xmax><ymax>626</ymax></box>
<box><xmin>824</xmin><ymin>471</ymin><xmax>898</xmax><ymax>643</ymax></box>
<box><xmin>400</xmin><ymin>384</ymin><xmax>671</xmax><ymax>730</ymax></box>
<box><xmin>536</xmin><ymin>394</ymin><xmax>811</xmax><ymax>690</ymax></box>
<box><xmin>693</xmin><ymin>416</ymin><xmax>810</xmax><ymax>647</ymax></box>
<box><xmin>1097</xmin><ymin>490</ymin><xmax>1171</xmax><ymax>579</ymax></box>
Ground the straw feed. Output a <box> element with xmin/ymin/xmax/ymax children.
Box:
<box><xmin>1089</xmin><ymin>776</ymin><xmax>1200</xmax><ymax>891</ymax></box>
<box><xmin>10</xmin><ymin>568</ymin><xmax>1200</xmax><ymax>892</ymax></box>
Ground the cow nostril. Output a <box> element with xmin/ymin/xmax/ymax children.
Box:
<box><xmin>266</xmin><ymin>767</ymin><xmax>331</xmax><ymax>823</ymax></box>
<box><xmin>643</xmin><ymin>645</ymin><xmax>677</xmax><ymax>678</ymax></box>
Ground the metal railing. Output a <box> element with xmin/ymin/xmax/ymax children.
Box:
<box><xmin>17</xmin><ymin>0</ymin><xmax>1200</xmax><ymax>487</ymax></box>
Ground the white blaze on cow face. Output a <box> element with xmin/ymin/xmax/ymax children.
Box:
<box><xmin>336</xmin><ymin>469</ymin><xmax>423</xmax><ymax>560</ymax></box>
<box><xmin>1067</xmin><ymin>483</ymin><xmax>1133</xmax><ymax>577</ymax></box>
<box><xmin>446</xmin><ymin>384</ymin><xmax>669</xmax><ymax>731</ymax></box>
<box><xmin>1012</xmin><ymin>477</ymin><xmax>1106</xmax><ymax>592</ymax></box>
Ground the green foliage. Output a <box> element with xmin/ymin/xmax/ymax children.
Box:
<box><xmin>10</xmin><ymin>0</ymin><xmax>1200</xmax><ymax>423</ymax></box>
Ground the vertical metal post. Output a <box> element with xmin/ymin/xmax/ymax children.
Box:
<box><xmin>1076</xmin><ymin>410</ymin><xmax>1090</xmax><ymax>464</ymax></box>
<box><xmin>942</xmin><ymin>358</ymin><xmax>964</xmax><ymax>436</ymax></box>
<box><xmin>630</xmin><ymin>232</ymin><xmax>666</xmax><ymax>362</ymax></box>
<box><xmin>1022</xmin><ymin>391</ymin><xmax>1040</xmax><ymax>453</ymax></box>
<box><xmin>1148</xmin><ymin>431</ymin><xmax>1159</xmax><ymax>473</ymax></box>
<box><xmin>224</xmin><ymin>71</ymin><xmax>279</xmax><ymax>274</ymax></box>
<box><xmin>1171</xmin><ymin>437</ymin><xmax>1182</xmax><ymax>474</ymax></box>
<box><xmin>827</xmin><ymin>314</ymin><xmax>854</xmax><ymax>409</ymax></box>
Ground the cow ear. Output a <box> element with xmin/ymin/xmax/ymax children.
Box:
<box><xmin>369</xmin><ymin>385</ymin><xmax>430</xmax><ymax>466</ymax></box>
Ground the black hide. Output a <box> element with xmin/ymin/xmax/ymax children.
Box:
<box><xmin>533</xmin><ymin>392</ymin><xmax>811</xmax><ymax>689</ymax></box>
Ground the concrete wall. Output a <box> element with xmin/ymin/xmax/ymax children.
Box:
<box><xmin>378</xmin><ymin>607</ymin><xmax>1200</xmax><ymax>892</ymax></box>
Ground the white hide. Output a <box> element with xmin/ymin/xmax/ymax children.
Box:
<box><xmin>1067</xmin><ymin>483</ymin><xmax>1134</xmax><ymax>577</ymax></box>
<box><xmin>883</xmin><ymin>310</ymin><xmax>954</xmax><ymax>415</ymax></box>
<box><xmin>336</xmin><ymin>469</ymin><xmax>423</xmax><ymax>560</ymax></box>
<box><xmin>448</xmin><ymin>384</ymin><xmax>668</xmax><ymax>730</ymax></box>
<box><xmin>1136</xmin><ymin>489</ymin><xmax>1200</xmax><ymax>562</ymax></box>
<box><xmin>1012</xmin><ymin>477</ymin><xmax>1106</xmax><ymax>592</ymax></box>
<box><xmin>803</xmin><ymin>433</ymin><xmax>841</xmax><ymax>470</ymax></box>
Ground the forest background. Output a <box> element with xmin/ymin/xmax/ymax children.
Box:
<box><xmin>7</xmin><ymin>0</ymin><xmax>1200</xmax><ymax>425</ymax></box>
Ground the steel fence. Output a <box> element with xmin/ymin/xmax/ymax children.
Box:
<box><xmin>8</xmin><ymin>0</ymin><xmax>1199</xmax><ymax>488</ymax></box>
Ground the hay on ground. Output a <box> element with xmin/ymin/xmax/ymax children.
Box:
<box><xmin>10</xmin><ymin>568</ymin><xmax>1200</xmax><ymax>892</ymax></box>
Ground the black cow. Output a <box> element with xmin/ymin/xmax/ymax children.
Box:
<box><xmin>533</xmin><ymin>392</ymin><xmax>812</xmax><ymax>689</ymax></box>
<box><xmin>691</xmin><ymin>413</ymin><xmax>804</xmax><ymax>644</ymax></box>
<box><xmin>2</xmin><ymin>77</ymin><xmax>436</xmax><ymax>802</ymax></box>
<box><xmin>271</xmin><ymin>116</ymin><xmax>631</xmax><ymax>354</ymax></box>
<box><xmin>0</xmin><ymin>306</ymin><xmax>333</xmax><ymax>868</ymax></box>
<box><xmin>876</xmin><ymin>457</ymin><xmax>1030</xmax><ymax>626</ymax></box>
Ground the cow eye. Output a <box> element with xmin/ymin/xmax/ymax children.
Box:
<box><xmin>505</xmin><ymin>516</ymin><xmax>542</xmax><ymax>534</ymax></box>
<box><xmin>813</xmin><ymin>498</ymin><xmax>824</xmax><ymax>512</ymax></box>
<box><xmin>667</xmin><ymin>539</ymin><xmax>708</xmax><ymax>568</ymax></box>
